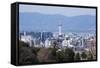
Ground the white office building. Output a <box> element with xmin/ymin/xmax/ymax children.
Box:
<box><xmin>45</xmin><ymin>38</ymin><xmax>51</xmax><ymax>48</ymax></box>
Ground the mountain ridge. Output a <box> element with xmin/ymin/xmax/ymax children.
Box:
<box><xmin>19</xmin><ymin>12</ymin><xmax>96</xmax><ymax>32</ymax></box>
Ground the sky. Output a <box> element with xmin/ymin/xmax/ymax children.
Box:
<box><xmin>19</xmin><ymin>4</ymin><xmax>96</xmax><ymax>32</ymax></box>
<box><xmin>19</xmin><ymin>4</ymin><xmax>96</xmax><ymax>17</ymax></box>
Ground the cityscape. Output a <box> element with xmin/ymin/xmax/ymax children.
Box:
<box><xmin>18</xmin><ymin>4</ymin><xmax>96</xmax><ymax>65</ymax></box>
<box><xmin>19</xmin><ymin>23</ymin><xmax>96</xmax><ymax>64</ymax></box>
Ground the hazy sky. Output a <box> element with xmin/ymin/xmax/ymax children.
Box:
<box><xmin>19</xmin><ymin>4</ymin><xmax>96</xmax><ymax>17</ymax></box>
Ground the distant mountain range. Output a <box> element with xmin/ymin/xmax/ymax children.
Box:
<box><xmin>19</xmin><ymin>12</ymin><xmax>96</xmax><ymax>33</ymax></box>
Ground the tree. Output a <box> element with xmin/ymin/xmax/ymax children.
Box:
<box><xmin>87</xmin><ymin>51</ymin><xmax>93</xmax><ymax>60</ymax></box>
<box><xmin>19</xmin><ymin>41</ymin><xmax>29</xmax><ymax>48</ymax></box>
<box><xmin>52</xmin><ymin>40</ymin><xmax>58</xmax><ymax>48</ymax></box>
<box><xmin>56</xmin><ymin>50</ymin><xmax>64</xmax><ymax>62</ymax></box>
<box><xmin>64</xmin><ymin>48</ymin><xmax>75</xmax><ymax>62</ymax></box>
<box><xmin>19</xmin><ymin>41</ymin><xmax>38</xmax><ymax>65</ymax></box>
<box><xmin>31</xmin><ymin>47</ymin><xmax>40</xmax><ymax>55</ymax></box>
<box><xmin>81</xmin><ymin>52</ymin><xmax>87</xmax><ymax>60</ymax></box>
<box><xmin>37</xmin><ymin>48</ymin><xmax>57</xmax><ymax>62</ymax></box>
<box><xmin>74</xmin><ymin>53</ymin><xmax>80</xmax><ymax>61</ymax></box>
<box><xmin>50</xmin><ymin>48</ymin><xmax>57</xmax><ymax>58</ymax></box>
<box><xmin>19</xmin><ymin>47</ymin><xmax>38</xmax><ymax>65</ymax></box>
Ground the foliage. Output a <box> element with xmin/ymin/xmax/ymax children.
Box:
<box><xmin>19</xmin><ymin>47</ymin><xmax>38</xmax><ymax>65</ymax></box>
<box><xmin>19</xmin><ymin>41</ymin><xmax>38</xmax><ymax>65</ymax></box>
<box><xmin>18</xmin><ymin>41</ymin><xmax>76</xmax><ymax>64</ymax></box>
<box><xmin>87</xmin><ymin>51</ymin><xmax>93</xmax><ymax>60</ymax></box>
<box><xmin>31</xmin><ymin>47</ymin><xmax>41</xmax><ymax>55</ymax></box>
<box><xmin>19</xmin><ymin>41</ymin><xmax>29</xmax><ymax>48</ymax></box>
<box><xmin>81</xmin><ymin>52</ymin><xmax>87</xmax><ymax>59</ymax></box>
<box><xmin>64</xmin><ymin>48</ymin><xmax>75</xmax><ymax>61</ymax></box>
<box><xmin>56</xmin><ymin>48</ymin><xmax>75</xmax><ymax>62</ymax></box>
<box><xmin>56</xmin><ymin>50</ymin><xmax>65</xmax><ymax>62</ymax></box>
<box><xmin>74</xmin><ymin>53</ymin><xmax>80</xmax><ymax>61</ymax></box>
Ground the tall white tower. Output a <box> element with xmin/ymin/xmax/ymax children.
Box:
<box><xmin>41</xmin><ymin>32</ymin><xmax>42</xmax><ymax>40</ymax></box>
<box><xmin>24</xmin><ymin>31</ymin><xmax>26</xmax><ymax>36</ymax></box>
<box><xmin>58</xmin><ymin>24</ymin><xmax>62</xmax><ymax>35</ymax></box>
<box><xmin>81</xmin><ymin>37</ymin><xmax>84</xmax><ymax>47</ymax></box>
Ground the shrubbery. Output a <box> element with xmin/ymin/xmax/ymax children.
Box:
<box><xmin>19</xmin><ymin>40</ymin><xmax>94</xmax><ymax>64</ymax></box>
<box><xmin>74</xmin><ymin>53</ymin><xmax>80</xmax><ymax>61</ymax></box>
<box><xmin>56</xmin><ymin>48</ymin><xmax>75</xmax><ymax>62</ymax></box>
<box><xmin>19</xmin><ymin>41</ymin><xmax>39</xmax><ymax>65</ymax></box>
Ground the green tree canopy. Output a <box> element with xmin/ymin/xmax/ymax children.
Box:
<box><xmin>81</xmin><ymin>52</ymin><xmax>87</xmax><ymax>59</ymax></box>
<box><xmin>74</xmin><ymin>53</ymin><xmax>80</xmax><ymax>61</ymax></box>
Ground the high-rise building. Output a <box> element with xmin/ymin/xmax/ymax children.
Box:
<box><xmin>58</xmin><ymin>23</ymin><xmax>62</xmax><ymax>36</ymax></box>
